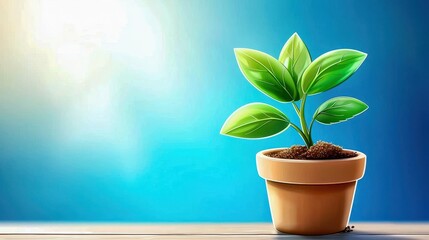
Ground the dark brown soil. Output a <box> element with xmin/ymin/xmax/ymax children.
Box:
<box><xmin>266</xmin><ymin>141</ymin><xmax>358</xmax><ymax>160</ymax></box>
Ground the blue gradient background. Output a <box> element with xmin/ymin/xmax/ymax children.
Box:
<box><xmin>0</xmin><ymin>0</ymin><xmax>428</xmax><ymax>221</ymax></box>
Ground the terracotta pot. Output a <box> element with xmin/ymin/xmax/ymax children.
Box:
<box><xmin>256</xmin><ymin>148</ymin><xmax>366</xmax><ymax>235</ymax></box>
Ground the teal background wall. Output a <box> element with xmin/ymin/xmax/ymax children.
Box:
<box><xmin>0</xmin><ymin>0</ymin><xmax>428</xmax><ymax>221</ymax></box>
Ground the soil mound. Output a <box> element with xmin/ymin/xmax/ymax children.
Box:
<box><xmin>266</xmin><ymin>141</ymin><xmax>357</xmax><ymax>160</ymax></box>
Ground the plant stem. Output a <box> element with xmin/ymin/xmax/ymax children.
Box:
<box><xmin>299</xmin><ymin>95</ymin><xmax>313</xmax><ymax>146</ymax></box>
<box><xmin>290</xmin><ymin>99</ymin><xmax>313</xmax><ymax>147</ymax></box>
<box><xmin>292</xmin><ymin>102</ymin><xmax>300</xmax><ymax>115</ymax></box>
<box><xmin>290</xmin><ymin>122</ymin><xmax>311</xmax><ymax>147</ymax></box>
<box><xmin>308</xmin><ymin>117</ymin><xmax>316</xmax><ymax>138</ymax></box>
<box><xmin>291</xmin><ymin>102</ymin><xmax>310</xmax><ymax>146</ymax></box>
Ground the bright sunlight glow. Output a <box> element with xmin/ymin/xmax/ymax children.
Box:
<box><xmin>28</xmin><ymin>0</ymin><xmax>165</xmax><ymax>80</ymax></box>
<box><xmin>21</xmin><ymin>0</ymin><xmax>167</xmax><ymax>178</ymax></box>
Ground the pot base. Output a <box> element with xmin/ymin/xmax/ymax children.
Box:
<box><xmin>266</xmin><ymin>180</ymin><xmax>356</xmax><ymax>235</ymax></box>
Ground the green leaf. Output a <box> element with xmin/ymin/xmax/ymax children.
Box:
<box><xmin>301</xmin><ymin>49</ymin><xmax>367</xmax><ymax>95</ymax></box>
<box><xmin>234</xmin><ymin>48</ymin><xmax>296</xmax><ymax>102</ymax></box>
<box><xmin>313</xmin><ymin>97</ymin><xmax>368</xmax><ymax>124</ymax></box>
<box><xmin>220</xmin><ymin>103</ymin><xmax>290</xmax><ymax>139</ymax></box>
<box><xmin>279</xmin><ymin>33</ymin><xmax>311</xmax><ymax>100</ymax></box>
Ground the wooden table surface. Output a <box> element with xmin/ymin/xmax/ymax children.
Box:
<box><xmin>0</xmin><ymin>223</ymin><xmax>428</xmax><ymax>239</ymax></box>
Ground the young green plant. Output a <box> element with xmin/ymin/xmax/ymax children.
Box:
<box><xmin>220</xmin><ymin>33</ymin><xmax>368</xmax><ymax>147</ymax></box>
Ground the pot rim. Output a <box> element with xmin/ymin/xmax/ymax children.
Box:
<box><xmin>257</xmin><ymin>148</ymin><xmax>366</xmax><ymax>163</ymax></box>
<box><xmin>256</xmin><ymin>148</ymin><xmax>366</xmax><ymax>184</ymax></box>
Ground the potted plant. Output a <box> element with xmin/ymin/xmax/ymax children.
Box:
<box><xmin>220</xmin><ymin>33</ymin><xmax>368</xmax><ymax>235</ymax></box>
